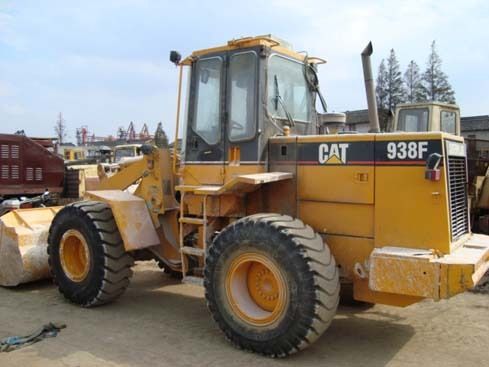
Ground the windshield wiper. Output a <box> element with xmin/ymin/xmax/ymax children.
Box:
<box><xmin>273</xmin><ymin>75</ymin><xmax>295</xmax><ymax>127</ymax></box>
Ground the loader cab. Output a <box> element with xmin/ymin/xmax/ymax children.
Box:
<box><xmin>177</xmin><ymin>36</ymin><xmax>321</xmax><ymax>185</ymax></box>
<box><xmin>393</xmin><ymin>102</ymin><xmax>461</xmax><ymax>135</ymax></box>
<box><xmin>113</xmin><ymin>144</ymin><xmax>142</xmax><ymax>164</ymax></box>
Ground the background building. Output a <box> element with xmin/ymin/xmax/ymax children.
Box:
<box><xmin>461</xmin><ymin>115</ymin><xmax>489</xmax><ymax>140</ymax></box>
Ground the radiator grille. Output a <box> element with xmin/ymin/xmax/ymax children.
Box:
<box><xmin>447</xmin><ymin>155</ymin><xmax>469</xmax><ymax>240</ymax></box>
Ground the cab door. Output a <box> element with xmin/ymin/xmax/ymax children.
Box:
<box><xmin>184</xmin><ymin>55</ymin><xmax>226</xmax><ymax>185</ymax></box>
<box><xmin>224</xmin><ymin>50</ymin><xmax>262</xmax><ymax>180</ymax></box>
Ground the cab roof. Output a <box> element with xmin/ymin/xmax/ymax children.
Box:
<box><xmin>181</xmin><ymin>35</ymin><xmax>326</xmax><ymax>65</ymax></box>
<box><xmin>396</xmin><ymin>101</ymin><xmax>459</xmax><ymax>110</ymax></box>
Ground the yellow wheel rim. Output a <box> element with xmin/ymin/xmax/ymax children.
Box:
<box><xmin>225</xmin><ymin>252</ymin><xmax>288</xmax><ymax>326</ymax></box>
<box><xmin>59</xmin><ymin>229</ymin><xmax>90</xmax><ymax>282</ymax></box>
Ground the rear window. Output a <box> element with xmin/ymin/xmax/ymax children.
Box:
<box><xmin>398</xmin><ymin>108</ymin><xmax>429</xmax><ymax>132</ymax></box>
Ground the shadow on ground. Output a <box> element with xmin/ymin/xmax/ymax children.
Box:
<box><xmin>0</xmin><ymin>264</ymin><xmax>416</xmax><ymax>367</ymax></box>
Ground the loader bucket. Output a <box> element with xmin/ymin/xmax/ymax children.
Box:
<box><xmin>0</xmin><ymin>207</ymin><xmax>62</xmax><ymax>286</ymax></box>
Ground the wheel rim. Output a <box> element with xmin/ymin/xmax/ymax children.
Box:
<box><xmin>225</xmin><ymin>252</ymin><xmax>288</xmax><ymax>326</ymax></box>
<box><xmin>59</xmin><ymin>229</ymin><xmax>90</xmax><ymax>282</ymax></box>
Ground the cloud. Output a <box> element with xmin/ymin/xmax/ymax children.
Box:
<box><xmin>0</xmin><ymin>0</ymin><xmax>488</xmax><ymax>139</ymax></box>
<box><xmin>265</xmin><ymin>0</ymin><xmax>489</xmax><ymax>113</ymax></box>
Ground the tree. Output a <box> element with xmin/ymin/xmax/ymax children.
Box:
<box><xmin>404</xmin><ymin>60</ymin><xmax>425</xmax><ymax>103</ymax></box>
<box><xmin>54</xmin><ymin>112</ymin><xmax>67</xmax><ymax>144</ymax></box>
<box><xmin>376</xmin><ymin>59</ymin><xmax>389</xmax><ymax>110</ymax></box>
<box><xmin>385</xmin><ymin>49</ymin><xmax>406</xmax><ymax>110</ymax></box>
<box><xmin>421</xmin><ymin>41</ymin><xmax>455</xmax><ymax>103</ymax></box>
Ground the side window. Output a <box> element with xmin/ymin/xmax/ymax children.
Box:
<box><xmin>441</xmin><ymin>110</ymin><xmax>456</xmax><ymax>134</ymax></box>
<box><xmin>193</xmin><ymin>57</ymin><xmax>222</xmax><ymax>145</ymax></box>
<box><xmin>398</xmin><ymin>108</ymin><xmax>429</xmax><ymax>132</ymax></box>
<box><xmin>228</xmin><ymin>52</ymin><xmax>257</xmax><ymax>141</ymax></box>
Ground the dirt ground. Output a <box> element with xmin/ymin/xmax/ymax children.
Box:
<box><xmin>0</xmin><ymin>262</ymin><xmax>488</xmax><ymax>367</ymax></box>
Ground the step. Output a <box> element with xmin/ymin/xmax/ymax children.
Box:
<box><xmin>182</xmin><ymin>276</ymin><xmax>204</xmax><ymax>287</ymax></box>
<box><xmin>179</xmin><ymin>217</ymin><xmax>206</xmax><ymax>225</ymax></box>
<box><xmin>181</xmin><ymin>246</ymin><xmax>205</xmax><ymax>257</ymax></box>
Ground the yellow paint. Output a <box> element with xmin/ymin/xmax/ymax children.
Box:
<box><xmin>224</xmin><ymin>164</ymin><xmax>266</xmax><ymax>183</ymax></box>
<box><xmin>182</xmin><ymin>164</ymin><xmax>224</xmax><ymax>185</ymax></box>
<box><xmin>353</xmin><ymin>279</ymin><xmax>423</xmax><ymax>307</ymax></box>
<box><xmin>0</xmin><ymin>207</ymin><xmax>62</xmax><ymax>286</ymax></box>
<box><xmin>298</xmin><ymin>166</ymin><xmax>374</xmax><ymax>204</ymax></box>
<box><xmin>59</xmin><ymin>229</ymin><xmax>90</xmax><ymax>283</ymax></box>
<box><xmin>225</xmin><ymin>251</ymin><xmax>288</xmax><ymax>326</ymax></box>
<box><xmin>393</xmin><ymin>102</ymin><xmax>461</xmax><ymax>136</ymax></box>
<box><xmin>84</xmin><ymin>190</ymin><xmax>160</xmax><ymax>251</ymax></box>
<box><xmin>296</xmin><ymin>133</ymin><xmax>375</xmax><ymax>143</ymax></box>
<box><xmin>247</xmin><ymin>262</ymin><xmax>280</xmax><ymax>312</ymax></box>
<box><xmin>369</xmin><ymin>247</ymin><xmax>439</xmax><ymax>298</ymax></box>
<box><xmin>63</xmin><ymin>148</ymin><xmax>86</xmax><ymax>161</ymax></box>
<box><xmin>185</xmin><ymin>35</ymin><xmax>307</xmax><ymax>64</ymax></box>
<box><xmin>369</xmin><ymin>234</ymin><xmax>489</xmax><ymax>300</ymax></box>
<box><xmin>97</xmin><ymin>147</ymin><xmax>178</xmax><ymax>226</ymax></box>
<box><xmin>300</xmin><ymin>202</ymin><xmax>374</xmax><ymax>238</ymax></box>
<box><xmin>375</xmin><ymin>166</ymin><xmax>451</xmax><ymax>253</ymax></box>
<box><xmin>324</xmin><ymin>235</ymin><xmax>374</xmax><ymax>279</ymax></box>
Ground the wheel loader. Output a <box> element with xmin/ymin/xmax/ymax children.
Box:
<box><xmin>2</xmin><ymin>35</ymin><xmax>489</xmax><ymax>357</ymax></box>
<box><xmin>391</xmin><ymin>102</ymin><xmax>489</xmax><ymax>234</ymax></box>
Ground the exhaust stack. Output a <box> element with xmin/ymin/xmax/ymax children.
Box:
<box><xmin>361</xmin><ymin>42</ymin><xmax>380</xmax><ymax>133</ymax></box>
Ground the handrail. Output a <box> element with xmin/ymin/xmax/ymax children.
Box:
<box><xmin>173</xmin><ymin>64</ymin><xmax>184</xmax><ymax>176</ymax></box>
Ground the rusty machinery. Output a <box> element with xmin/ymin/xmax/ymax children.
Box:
<box><xmin>2</xmin><ymin>36</ymin><xmax>489</xmax><ymax>357</ymax></box>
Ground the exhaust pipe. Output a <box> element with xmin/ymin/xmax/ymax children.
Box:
<box><xmin>361</xmin><ymin>42</ymin><xmax>380</xmax><ymax>133</ymax></box>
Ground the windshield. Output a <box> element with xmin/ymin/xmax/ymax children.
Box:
<box><xmin>398</xmin><ymin>108</ymin><xmax>429</xmax><ymax>132</ymax></box>
<box><xmin>114</xmin><ymin>147</ymin><xmax>137</xmax><ymax>162</ymax></box>
<box><xmin>267</xmin><ymin>55</ymin><xmax>311</xmax><ymax>122</ymax></box>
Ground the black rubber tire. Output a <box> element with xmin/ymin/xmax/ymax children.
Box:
<box><xmin>156</xmin><ymin>260</ymin><xmax>183</xmax><ymax>279</ymax></box>
<box><xmin>205</xmin><ymin>213</ymin><xmax>340</xmax><ymax>357</ymax></box>
<box><xmin>47</xmin><ymin>201</ymin><xmax>134</xmax><ymax>307</ymax></box>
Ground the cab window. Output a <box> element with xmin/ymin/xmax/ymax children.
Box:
<box><xmin>441</xmin><ymin>110</ymin><xmax>456</xmax><ymax>134</ymax></box>
<box><xmin>398</xmin><ymin>108</ymin><xmax>429</xmax><ymax>132</ymax></box>
<box><xmin>193</xmin><ymin>57</ymin><xmax>222</xmax><ymax>145</ymax></box>
<box><xmin>228</xmin><ymin>52</ymin><xmax>257</xmax><ymax>141</ymax></box>
<box><xmin>267</xmin><ymin>55</ymin><xmax>311</xmax><ymax>122</ymax></box>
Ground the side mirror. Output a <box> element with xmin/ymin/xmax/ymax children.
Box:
<box><xmin>170</xmin><ymin>51</ymin><xmax>182</xmax><ymax>66</ymax></box>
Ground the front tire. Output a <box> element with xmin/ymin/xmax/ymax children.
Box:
<box><xmin>47</xmin><ymin>201</ymin><xmax>134</xmax><ymax>307</ymax></box>
<box><xmin>205</xmin><ymin>214</ymin><xmax>339</xmax><ymax>357</ymax></box>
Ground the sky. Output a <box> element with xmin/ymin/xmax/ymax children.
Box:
<box><xmin>1</xmin><ymin>0</ymin><xmax>488</xmax><ymax>142</ymax></box>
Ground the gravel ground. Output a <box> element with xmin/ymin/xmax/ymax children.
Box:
<box><xmin>0</xmin><ymin>262</ymin><xmax>488</xmax><ymax>367</ymax></box>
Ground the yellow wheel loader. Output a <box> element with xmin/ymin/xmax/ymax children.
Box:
<box><xmin>391</xmin><ymin>102</ymin><xmax>489</xmax><ymax>235</ymax></box>
<box><xmin>2</xmin><ymin>36</ymin><xmax>489</xmax><ymax>357</ymax></box>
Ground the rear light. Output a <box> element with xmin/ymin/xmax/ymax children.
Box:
<box><xmin>425</xmin><ymin>153</ymin><xmax>442</xmax><ymax>181</ymax></box>
<box><xmin>425</xmin><ymin>169</ymin><xmax>441</xmax><ymax>181</ymax></box>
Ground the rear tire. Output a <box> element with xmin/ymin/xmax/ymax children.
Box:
<box><xmin>205</xmin><ymin>214</ymin><xmax>339</xmax><ymax>357</ymax></box>
<box><xmin>47</xmin><ymin>201</ymin><xmax>134</xmax><ymax>307</ymax></box>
